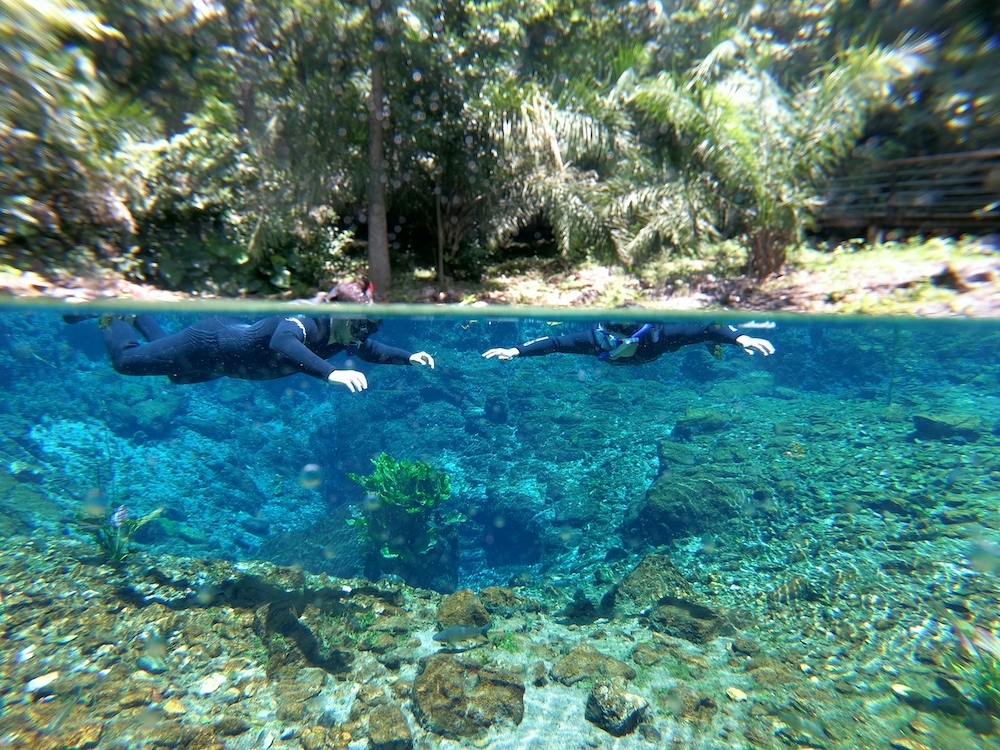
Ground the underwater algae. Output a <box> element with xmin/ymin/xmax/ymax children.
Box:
<box><xmin>0</xmin><ymin>307</ymin><xmax>999</xmax><ymax>748</ymax></box>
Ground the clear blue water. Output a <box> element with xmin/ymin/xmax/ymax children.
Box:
<box><xmin>2</xmin><ymin>302</ymin><xmax>1000</xmax><ymax>747</ymax></box>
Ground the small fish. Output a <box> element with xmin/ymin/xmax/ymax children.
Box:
<box><xmin>737</xmin><ymin>320</ymin><xmax>777</xmax><ymax>329</ymax></box>
<box><xmin>432</xmin><ymin>623</ymin><xmax>491</xmax><ymax>646</ymax></box>
<box><xmin>776</xmin><ymin>712</ymin><xmax>829</xmax><ymax>740</ymax></box>
<box><xmin>379</xmin><ymin>573</ymin><xmax>406</xmax><ymax>585</ymax></box>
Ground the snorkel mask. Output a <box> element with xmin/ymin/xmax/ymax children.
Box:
<box><xmin>596</xmin><ymin>323</ymin><xmax>654</xmax><ymax>361</ymax></box>
<box><xmin>328</xmin><ymin>317</ymin><xmax>382</xmax><ymax>347</ymax></box>
<box><xmin>349</xmin><ymin>318</ymin><xmax>382</xmax><ymax>341</ymax></box>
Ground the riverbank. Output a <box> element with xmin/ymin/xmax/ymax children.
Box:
<box><xmin>2</xmin><ymin>237</ymin><xmax>998</xmax><ymax>317</ymax></box>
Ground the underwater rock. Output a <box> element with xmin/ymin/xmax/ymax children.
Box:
<box><xmin>672</xmin><ymin>408</ymin><xmax>732</xmax><ymax>440</ymax></box>
<box><xmin>550</xmin><ymin>645</ymin><xmax>637</xmax><ymax>686</ymax></box>
<box><xmin>368</xmin><ymin>703</ymin><xmax>413</xmax><ymax>750</ymax></box>
<box><xmin>631</xmin><ymin>642</ymin><xmax>663</xmax><ymax>667</ymax></box>
<box><xmin>295</xmin><ymin>604</ymin><xmax>357</xmax><ymax>672</ymax></box>
<box><xmin>629</xmin><ymin>476</ymin><xmax>740</xmax><ymax>542</ymax></box>
<box><xmin>649</xmin><ymin>597</ymin><xmax>725</xmax><ymax>644</ymax></box>
<box><xmin>0</xmin><ymin>472</ymin><xmax>64</xmax><ymax>535</ymax></box>
<box><xmin>912</xmin><ymin>413</ymin><xmax>981</xmax><ymax>442</ymax></box>
<box><xmin>558</xmin><ymin>589</ymin><xmax>602</xmax><ymax>624</ymax></box>
<box><xmin>412</xmin><ymin>654</ymin><xmax>524</xmax><ymax>738</ymax></box>
<box><xmin>107</xmin><ymin>392</ymin><xmax>188</xmax><ymax>438</ymax></box>
<box><xmin>585</xmin><ymin>677</ymin><xmax>648</xmax><ymax>737</ymax></box>
<box><xmin>483</xmin><ymin>395</ymin><xmax>508</xmax><ymax>424</ymax></box>
<box><xmin>358</xmin><ymin>631</ymin><xmax>398</xmax><ymax>654</ymax></box>
<box><xmin>879</xmin><ymin>404</ymin><xmax>908</xmax><ymax>423</ymax></box>
<box><xmin>768</xmin><ymin>576</ymin><xmax>823</xmax><ymax>606</ymax></box>
<box><xmin>135</xmin><ymin>654</ymin><xmax>167</xmax><ymax>674</ymax></box>
<box><xmin>732</xmin><ymin>638</ymin><xmax>761</xmax><ymax>656</ymax></box>
<box><xmin>744</xmin><ymin>656</ymin><xmax>800</xmax><ymax>688</ymax></box>
<box><xmin>661</xmin><ymin>686</ymin><xmax>718</xmax><ymax>723</ymax></box>
<box><xmin>437</xmin><ymin>589</ymin><xmax>490</xmax><ymax>629</ymax></box>
<box><xmin>529</xmin><ymin>661</ymin><xmax>548</xmax><ymax>687</ymax></box>
<box><xmin>214</xmin><ymin>716</ymin><xmax>250</xmax><ymax>736</ymax></box>
<box><xmin>657</xmin><ymin>440</ymin><xmax>697</xmax><ymax>471</ymax></box>
<box><xmin>479</xmin><ymin>586</ymin><xmax>543</xmax><ymax>615</ymax></box>
<box><xmin>614</xmin><ymin>554</ymin><xmax>694</xmax><ymax>616</ymax></box>
<box><xmin>350</xmin><ymin>682</ymin><xmax>391</xmax><ymax>722</ymax></box>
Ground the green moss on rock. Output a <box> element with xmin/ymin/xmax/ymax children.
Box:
<box><xmin>630</xmin><ymin>476</ymin><xmax>741</xmax><ymax>541</ymax></box>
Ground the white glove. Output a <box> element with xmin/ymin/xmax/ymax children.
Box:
<box><xmin>482</xmin><ymin>348</ymin><xmax>520</xmax><ymax>361</ymax></box>
<box><xmin>409</xmin><ymin>352</ymin><xmax>435</xmax><ymax>369</ymax></box>
<box><xmin>735</xmin><ymin>335</ymin><xmax>775</xmax><ymax>356</ymax></box>
<box><xmin>328</xmin><ymin>370</ymin><xmax>369</xmax><ymax>392</ymax></box>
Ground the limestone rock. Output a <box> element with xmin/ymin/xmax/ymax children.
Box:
<box><xmin>672</xmin><ymin>408</ymin><xmax>732</xmax><ymax>439</ymax></box>
<box><xmin>368</xmin><ymin>703</ymin><xmax>413</xmax><ymax>750</ymax></box>
<box><xmin>614</xmin><ymin>554</ymin><xmax>693</xmax><ymax>616</ymax></box>
<box><xmin>661</xmin><ymin>685</ymin><xmax>717</xmax><ymax>722</ymax></box>
<box><xmin>657</xmin><ymin>441</ymin><xmax>696</xmax><ymax>471</ymax></box>
<box><xmin>649</xmin><ymin>597</ymin><xmax>724</xmax><ymax>644</ymax></box>
<box><xmin>214</xmin><ymin>716</ymin><xmax>250</xmax><ymax>736</ymax></box>
<box><xmin>436</xmin><ymin>589</ymin><xmax>490</xmax><ymax>629</ymax></box>
<box><xmin>631</xmin><ymin>642</ymin><xmax>663</xmax><ymax>667</ymax></box>
<box><xmin>913</xmin><ymin>413</ymin><xmax>981</xmax><ymax>442</ymax></box>
<box><xmin>412</xmin><ymin>654</ymin><xmax>524</xmax><ymax>738</ymax></box>
<box><xmin>585</xmin><ymin>678</ymin><xmax>648</xmax><ymax>737</ymax></box>
<box><xmin>550</xmin><ymin>645</ymin><xmax>636</xmax><ymax>686</ymax></box>
<box><xmin>479</xmin><ymin>586</ymin><xmax>542</xmax><ymax>614</ymax></box>
<box><xmin>529</xmin><ymin>661</ymin><xmax>548</xmax><ymax>687</ymax></box>
<box><xmin>631</xmin><ymin>477</ymin><xmax>740</xmax><ymax>541</ymax></box>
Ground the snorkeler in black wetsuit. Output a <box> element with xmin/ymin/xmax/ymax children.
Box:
<box><xmin>102</xmin><ymin>313</ymin><xmax>434</xmax><ymax>391</ymax></box>
<box><xmin>482</xmin><ymin>322</ymin><xmax>774</xmax><ymax>364</ymax></box>
<box><xmin>70</xmin><ymin>281</ymin><xmax>435</xmax><ymax>393</ymax></box>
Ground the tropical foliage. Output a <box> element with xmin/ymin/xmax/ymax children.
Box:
<box><xmin>0</xmin><ymin>0</ymin><xmax>997</xmax><ymax>289</ymax></box>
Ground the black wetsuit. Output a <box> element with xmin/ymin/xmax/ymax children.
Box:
<box><xmin>105</xmin><ymin>314</ymin><xmax>413</xmax><ymax>384</ymax></box>
<box><xmin>515</xmin><ymin>323</ymin><xmax>744</xmax><ymax>365</ymax></box>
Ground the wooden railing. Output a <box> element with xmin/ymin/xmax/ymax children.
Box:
<box><xmin>819</xmin><ymin>148</ymin><xmax>1000</xmax><ymax>234</ymax></box>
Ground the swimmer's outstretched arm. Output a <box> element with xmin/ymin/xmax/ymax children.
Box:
<box><xmin>482</xmin><ymin>348</ymin><xmax>520</xmax><ymax>361</ymax></box>
<box><xmin>483</xmin><ymin>331</ymin><xmax>598</xmax><ymax>360</ymax></box>
<box><xmin>734</xmin><ymin>335</ymin><xmax>775</xmax><ymax>356</ymax></box>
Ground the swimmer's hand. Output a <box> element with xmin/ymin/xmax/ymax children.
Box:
<box><xmin>735</xmin><ymin>335</ymin><xmax>775</xmax><ymax>357</ymax></box>
<box><xmin>409</xmin><ymin>352</ymin><xmax>435</xmax><ymax>369</ymax></box>
<box><xmin>328</xmin><ymin>370</ymin><xmax>369</xmax><ymax>392</ymax></box>
<box><xmin>482</xmin><ymin>348</ymin><xmax>519</xmax><ymax>361</ymax></box>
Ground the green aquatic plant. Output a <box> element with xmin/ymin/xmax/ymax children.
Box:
<box><xmin>490</xmin><ymin>632</ymin><xmax>521</xmax><ymax>654</ymax></box>
<box><xmin>347</xmin><ymin>453</ymin><xmax>461</xmax><ymax>561</ymax></box>
<box><xmin>949</xmin><ymin>619</ymin><xmax>1000</xmax><ymax>715</ymax></box>
<box><xmin>76</xmin><ymin>504</ymin><xmax>164</xmax><ymax>565</ymax></box>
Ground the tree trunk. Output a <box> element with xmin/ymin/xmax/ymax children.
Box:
<box><xmin>435</xmin><ymin>189</ymin><xmax>445</xmax><ymax>284</ymax></box>
<box><xmin>366</xmin><ymin>1</ymin><xmax>391</xmax><ymax>297</ymax></box>
<box><xmin>746</xmin><ymin>228</ymin><xmax>788</xmax><ymax>279</ymax></box>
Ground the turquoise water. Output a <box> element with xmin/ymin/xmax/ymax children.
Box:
<box><xmin>2</xmin><ymin>302</ymin><xmax>1000</xmax><ymax>748</ymax></box>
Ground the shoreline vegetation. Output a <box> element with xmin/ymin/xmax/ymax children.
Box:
<box><xmin>4</xmin><ymin>1</ymin><xmax>1000</xmax><ymax>318</ymax></box>
<box><xmin>3</xmin><ymin>234</ymin><xmax>999</xmax><ymax>317</ymax></box>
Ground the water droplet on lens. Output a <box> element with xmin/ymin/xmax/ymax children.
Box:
<box><xmin>299</xmin><ymin>463</ymin><xmax>323</xmax><ymax>489</ymax></box>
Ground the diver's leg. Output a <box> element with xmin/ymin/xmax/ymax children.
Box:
<box><xmin>133</xmin><ymin>314</ymin><xmax>169</xmax><ymax>342</ymax></box>
<box><xmin>105</xmin><ymin>319</ymin><xmax>218</xmax><ymax>379</ymax></box>
<box><xmin>62</xmin><ymin>313</ymin><xmax>102</xmax><ymax>325</ymax></box>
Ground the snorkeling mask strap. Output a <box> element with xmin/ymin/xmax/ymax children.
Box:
<box><xmin>597</xmin><ymin>323</ymin><xmax>654</xmax><ymax>361</ymax></box>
